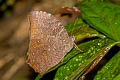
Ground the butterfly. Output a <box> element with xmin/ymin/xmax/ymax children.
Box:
<box><xmin>27</xmin><ymin>11</ymin><xmax>74</xmax><ymax>75</ymax></box>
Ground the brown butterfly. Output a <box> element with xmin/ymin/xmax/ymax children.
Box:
<box><xmin>27</xmin><ymin>11</ymin><xmax>74</xmax><ymax>75</ymax></box>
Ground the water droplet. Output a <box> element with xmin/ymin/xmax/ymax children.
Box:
<box><xmin>74</xmin><ymin>64</ymin><xmax>77</xmax><ymax>67</ymax></box>
<box><xmin>115</xmin><ymin>22</ymin><xmax>117</xmax><ymax>24</ymax></box>
<box><xmin>48</xmin><ymin>49</ymin><xmax>50</xmax><ymax>51</ymax></box>
<box><xmin>43</xmin><ymin>11</ymin><xmax>47</xmax><ymax>14</ymax></box>
<box><xmin>91</xmin><ymin>47</ymin><xmax>94</xmax><ymax>50</ymax></box>
<box><xmin>66</xmin><ymin>67</ymin><xmax>69</xmax><ymax>69</ymax></box>
<box><xmin>82</xmin><ymin>76</ymin><xmax>85</xmax><ymax>80</ymax></box>
<box><xmin>76</xmin><ymin>59</ymin><xmax>78</xmax><ymax>61</ymax></box>
<box><xmin>106</xmin><ymin>46</ymin><xmax>110</xmax><ymax>50</ymax></box>
<box><xmin>112</xmin><ymin>74</ymin><xmax>114</xmax><ymax>77</ymax></box>
<box><xmin>70</xmin><ymin>65</ymin><xmax>72</xmax><ymax>68</ymax></box>
<box><xmin>67</xmin><ymin>68</ymin><xmax>70</xmax><ymax>71</ymax></box>
<box><xmin>78</xmin><ymin>63</ymin><xmax>81</xmax><ymax>66</ymax></box>
<box><xmin>37</xmin><ymin>40</ymin><xmax>40</xmax><ymax>43</ymax></box>
<box><xmin>58</xmin><ymin>23</ymin><xmax>62</xmax><ymax>26</ymax></box>
<box><xmin>98</xmin><ymin>43</ymin><xmax>101</xmax><ymax>46</ymax></box>
<box><xmin>104</xmin><ymin>46</ymin><xmax>111</xmax><ymax>53</ymax></box>
<box><xmin>102</xmin><ymin>35</ymin><xmax>106</xmax><ymax>38</ymax></box>
<box><xmin>33</xmin><ymin>11</ymin><xmax>39</xmax><ymax>16</ymax></box>
<box><xmin>33</xmin><ymin>53</ymin><xmax>35</xmax><ymax>55</ymax></box>
<box><xmin>48</xmin><ymin>13</ymin><xmax>51</xmax><ymax>16</ymax></box>
<box><xmin>54</xmin><ymin>78</ymin><xmax>59</xmax><ymax>80</ymax></box>
<box><xmin>63</xmin><ymin>40</ymin><xmax>65</xmax><ymax>42</ymax></box>
<box><xmin>65</xmin><ymin>76</ymin><xmax>68</xmax><ymax>79</ymax></box>
<box><xmin>88</xmin><ymin>50</ymin><xmax>91</xmax><ymax>53</ymax></box>
<box><xmin>91</xmin><ymin>34</ymin><xmax>97</xmax><ymax>36</ymax></box>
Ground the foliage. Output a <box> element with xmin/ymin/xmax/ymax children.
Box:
<box><xmin>76</xmin><ymin>1</ymin><xmax>120</xmax><ymax>41</ymax></box>
<box><xmin>94</xmin><ymin>51</ymin><xmax>120</xmax><ymax>80</ymax></box>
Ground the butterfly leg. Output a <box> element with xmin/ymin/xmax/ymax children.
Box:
<box><xmin>71</xmin><ymin>36</ymin><xmax>83</xmax><ymax>52</ymax></box>
<box><xmin>73</xmin><ymin>42</ymin><xmax>83</xmax><ymax>52</ymax></box>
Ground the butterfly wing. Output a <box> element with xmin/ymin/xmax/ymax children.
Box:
<box><xmin>27</xmin><ymin>11</ymin><xmax>73</xmax><ymax>74</ymax></box>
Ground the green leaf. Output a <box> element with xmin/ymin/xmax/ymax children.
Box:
<box><xmin>114</xmin><ymin>74</ymin><xmax>120</xmax><ymax>80</ymax></box>
<box><xmin>94</xmin><ymin>51</ymin><xmax>120</xmax><ymax>80</ymax></box>
<box><xmin>65</xmin><ymin>19</ymin><xmax>105</xmax><ymax>43</ymax></box>
<box><xmin>76</xmin><ymin>2</ymin><xmax>120</xmax><ymax>41</ymax></box>
<box><xmin>35</xmin><ymin>74</ymin><xmax>42</xmax><ymax>80</ymax></box>
<box><xmin>54</xmin><ymin>38</ymin><xmax>117</xmax><ymax>80</ymax></box>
